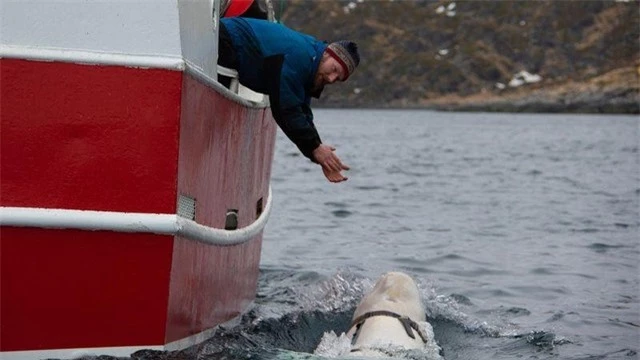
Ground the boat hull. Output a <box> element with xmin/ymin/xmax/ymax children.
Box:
<box><xmin>0</xmin><ymin>57</ymin><xmax>276</xmax><ymax>355</ymax></box>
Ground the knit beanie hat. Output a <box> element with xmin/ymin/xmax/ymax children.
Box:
<box><xmin>326</xmin><ymin>41</ymin><xmax>360</xmax><ymax>80</ymax></box>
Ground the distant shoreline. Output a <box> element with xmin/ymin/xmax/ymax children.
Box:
<box><xmin>319</xmin><ymin>65</ymin><xmax>640</xmax><ymax>114</ymax></box>
<box><xmin>317</xmin><ymin>100</ymin><xmax>640</xmax><ymax>114</ymax></box>
<box><xmin>421</xmin><ymin>98</ymin><xmax>640</xmax><ymax>114</ymax></box>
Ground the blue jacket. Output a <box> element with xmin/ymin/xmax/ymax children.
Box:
<box><xmin>220</xmin><ymin>17</ymin><xmax>327</xmax><ymax>160</ymax></box>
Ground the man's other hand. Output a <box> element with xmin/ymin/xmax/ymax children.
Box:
<box><xmin>313</xmin><ymin>144</ymin><xmax>350</xmax><ymax>183</ymax></box>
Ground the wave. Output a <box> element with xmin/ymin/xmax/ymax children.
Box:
<box><xmin>73</xmin><ymin>270</ymin><xmax>571</xmax><ymax>360</ymax></box>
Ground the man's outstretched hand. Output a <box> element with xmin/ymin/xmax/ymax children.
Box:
<box><xmin>322</xmin><ymin>166</ymin><xmax>348</xmax><ymax>183</ymax></box>
<box><xmin>313</xmin><ymin>144</ymin><xmax>350</xmax><ymax>183</ymax></box>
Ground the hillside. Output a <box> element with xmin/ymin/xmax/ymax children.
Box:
<box><xmin>277</xmin><ymin>0</ymin><xmax>639</xmax><ymax>113</ymax></box>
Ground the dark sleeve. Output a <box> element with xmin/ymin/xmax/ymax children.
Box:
<box><xmin>277</xmin><ymin>105</ymin><xmax>322</xmax><ymax>161</ymax></box>
<box><xmin>264</xmin><ymin>54</ymin><xmax>322</xmax><ymax>162</ymax></box>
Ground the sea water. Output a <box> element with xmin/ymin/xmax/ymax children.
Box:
<box><xmin>131</xmin><ymin>109</ymin><xmax>638</xmax><ymax>360</ymax></box>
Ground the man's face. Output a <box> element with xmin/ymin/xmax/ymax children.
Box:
<box><xmin>313</xmin><ymin>53</ymin><xmax>346</xmax><ymax>93</ymax></box>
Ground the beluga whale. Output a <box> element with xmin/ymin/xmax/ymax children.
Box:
<box><xmin>315</xmin><ymin>271</ymin><xmax>443</xmax><ymax>358</ymax></box>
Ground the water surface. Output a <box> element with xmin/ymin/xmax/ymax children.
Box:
<box><xmin>138</xmin><ymin>109</ymin><xmax>638</xmax><ymax>360</ymax></box>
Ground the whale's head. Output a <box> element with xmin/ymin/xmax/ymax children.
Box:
<box><xmin>352</xmin><ymin>271</ymin><xmax>425</xmax><ymax>323</ymax></box>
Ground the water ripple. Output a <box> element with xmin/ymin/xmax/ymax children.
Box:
<box><xmin>263</xmin><ymin>110</ymin><xmax>640</xmax><ymax>359</ymax></box>
<box><xmin>588</xmin><ymin>242</ymin><xmax>626</xmax><ymax>253</ymax></box>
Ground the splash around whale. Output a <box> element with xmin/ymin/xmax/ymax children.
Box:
<box><xmin>314</xmin><ymin>271</ymin><xmax>444</xmax><ymax>359</ymax></box>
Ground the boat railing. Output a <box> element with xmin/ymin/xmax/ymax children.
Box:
<box><xmin>0</xmin><ymin>187</ymin><xmax>273</xmax><ymax>246</ymax></box>
<box><xmin>216</xmin><ymin>64</ymin><xmax>267</xmax><ymax>103</ymax></box>
<box><xmin>217</xmin><ymin>65</ymin><xmax>240</xmax><ymax>93</ymax></box>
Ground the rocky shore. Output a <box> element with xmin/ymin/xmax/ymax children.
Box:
<box><xmin>280</xmin><ymin>0</ymin><xmax>640</xmax><ymax>114</ymax></box>
<box><xmin>421</xmin><ymin>66</ymin><xmax>640</xmax><ymax>114</ymax></box>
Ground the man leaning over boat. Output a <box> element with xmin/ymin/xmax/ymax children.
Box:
<box><xmin>217</xmin><ymin>15</ymin><xmax>361</xmax><ymax>183</ymax></box>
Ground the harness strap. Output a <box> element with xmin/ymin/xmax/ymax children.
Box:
<box><xmin>349</xmin><ymin>310</ymin><xmax>429</xmax><ymax>343</ymax></box>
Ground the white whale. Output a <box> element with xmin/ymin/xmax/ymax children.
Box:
<box><xmin>345</xmin><ymin>271</ymin><xmax>440</xmax><ymax>356</ymax></box>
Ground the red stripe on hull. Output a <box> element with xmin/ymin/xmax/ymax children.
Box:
<box><xmin>0</xmin><ymin>227</ymin><xmax>174</xmax><ymax>351</ymax></box>
<box><xmin>166</xmin><ymin>235</ymin><xmax>263</xmax><ymax>343</ymax></box>
<box><xmin>0</xmin><ymin>59</ymin><xmax>182</xmax><ymax>213</ymax></box>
